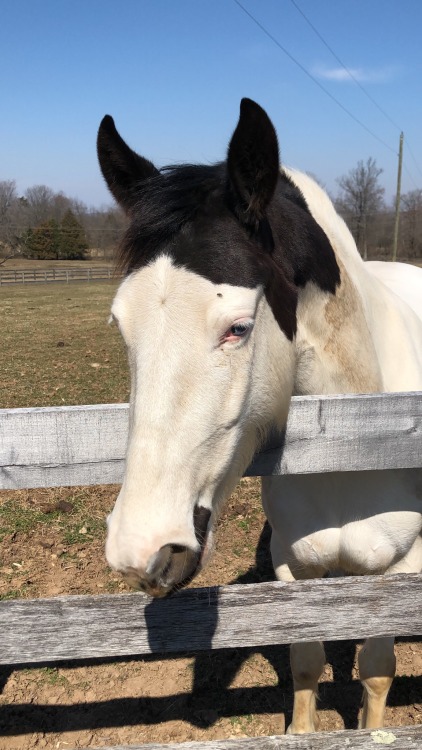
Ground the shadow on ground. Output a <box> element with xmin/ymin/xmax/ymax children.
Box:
<box><xmin>1</xmin><ymin>522</ymin><xmax>421</xmax><ymax>736</ymax></box>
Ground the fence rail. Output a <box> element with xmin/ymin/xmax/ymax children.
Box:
<box><xmin>0</xmin><ymin>266</ymin><xmax>115</xmax><ymax>285</ymax></box>
<box><xmin>1</xmin><ymin>573</ymin><xmax>421</xmax><ymax>666</ymax></box>
<box><xmin>1</xmin><ymin>392</ymin><xmax>421</xmax><ymax>489</ymax></box>
<box><xmin>1</xmin><ymin>392</ymin><xmax>421</xmax><ymax>750</ymax></box>
<box><xmin>79</xmin><ymin>727</ymin><xmax>422</xmax><ymax>750</ymax></box>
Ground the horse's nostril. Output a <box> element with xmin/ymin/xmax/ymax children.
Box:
<box><xmin>165</xmin><ymin>544</ymin><xmax>199</xmax><ymax>586</ymax></box>
<box><xmin>170</xmin><ymin>543</ymin><xmax>188</xmax><ymax>554</ymax></box>
<box><xmin>145</xmin><ymin>544</ymin><xmax>172</xmax><ymax>578</ymax></box>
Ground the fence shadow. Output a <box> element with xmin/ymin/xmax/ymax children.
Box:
<box><xmin>1</xmin><ymin>672</ymin><xmax>421</xmax><ymax>736</ymax></box>
<box><xmin>1</xmin><ymin>522</ymin><xmax>421</xmax><ymax>736</ymax></box>
<box><xmin>189</xmin><ymin>521</ymin><xmax>366</xmax><ymax>730</ymax></box>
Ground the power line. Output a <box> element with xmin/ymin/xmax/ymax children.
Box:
<box><xmin>402</xmin><ymin>163</ymin><xmax>420</xmax><ymax>192</ymax></box>
<box><xmin>405</xmin><ymin>141</ymin><xmax>422</xmax><ymax>183</ymax></box>
<box><xmin>233</xmin><ymin>0</ymin><xmax>397</xmax><ymax>154</ymax></box>
<box><xmin>289</xmin><ymin>0</ymin><xmax>402</xmax><ymax>133</ymax></box>
<box><xmin>290</xmin><ymin>0</ymin><xmax>422</xmax><ymax>186</ymax></box>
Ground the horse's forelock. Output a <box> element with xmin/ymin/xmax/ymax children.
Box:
<box><xmin>115</xmin><ymin>163</ymin><xmax>226</xmax><ymax>276</ymax></box>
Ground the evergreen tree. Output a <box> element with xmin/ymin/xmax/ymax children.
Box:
<box><xmin>26</xmin><ymin>219</ymin><xmax>60</xmax><ymax>259</ymax></box>
<box><xmin>59</xmin><ymin>209</ymin><xmax>88</xmax><ymax>260</ymax></box>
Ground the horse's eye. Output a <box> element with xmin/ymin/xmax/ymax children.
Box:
<box><xmin>221</xmin><ymin>319</ymin><xmax>254</xmax><ymax>345</ymax></box>
<box><xmin>230</xmin><ymin>323</ymin><xmax>250</xmax><ymax>337</ymax></box>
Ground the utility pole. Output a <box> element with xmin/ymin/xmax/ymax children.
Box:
<box><xmin>392</xmin><ymin>131</ymin><xmax>404</xmax><ymax>261</ymax></box>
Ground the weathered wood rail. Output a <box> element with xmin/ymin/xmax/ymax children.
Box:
<box><xmin>82</xmin><ymin>727</ymin><xmax>422</xmax><ymax>750</ymax></box>
<box><xmin>1</xmin><ymin>392</ymin><xmax>421</xmax><ymax>489</ymax></box>
<box><xmin>0</xmin><ymin>392</ymin><xmax>421</xmax><ymax>750</ymax></box>
<box><xmin>1</xmin><ymin>574</ymin><xmax>422</xmax><ymax>665</ymax></box>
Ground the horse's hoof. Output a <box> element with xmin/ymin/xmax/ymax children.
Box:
<box><xmin>286</xmin><ymin>722</ymin><xmax>318</xmax><ymax>735</ymax></box>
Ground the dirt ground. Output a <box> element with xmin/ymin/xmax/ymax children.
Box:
<box><xmin>0</xmin><ymin>479</ymin><xmax>421</xmax><ymax>750</ymax></box>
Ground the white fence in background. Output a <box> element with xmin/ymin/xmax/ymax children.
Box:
<box><xmin>0</xmin><ymin>266</ymin><xmax>116</xmax><ymax>285</ymax></box>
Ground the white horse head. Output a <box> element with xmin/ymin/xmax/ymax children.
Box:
<box><xmin>98</xmin><ymin>100</ymin><xmax>325</xmax><ymax>595</ymax></box>
<box><xmin>97</xmin><ymin>99</ymin><xmax>422</xmax><ymax>601</ymax></box>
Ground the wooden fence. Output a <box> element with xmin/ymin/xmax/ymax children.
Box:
<box><xmin>0</xmin><ymin>266</ymin><xmax>115</xmax><ymax>285</ymax></box>
<box><xmin>1</xmin><ymin>392</ymin><xmax>421</xmax><ymax>750</ymax></box>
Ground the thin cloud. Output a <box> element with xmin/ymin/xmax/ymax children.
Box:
<box><xmin>313</xmin><ymin>64</ymin><xmax>399</xmax><ymax>83</ymax></box>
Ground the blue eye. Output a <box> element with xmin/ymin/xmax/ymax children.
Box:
<box><xmin>230</xmin><ymin>322</ymin><xmax>251</xmax><ymax>337</ymax></box>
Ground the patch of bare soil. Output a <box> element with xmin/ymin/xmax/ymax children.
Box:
<box><xmin>0</xmin><ymin>479</ymin><xmax>421</xmax><ymax>749</ymax></box>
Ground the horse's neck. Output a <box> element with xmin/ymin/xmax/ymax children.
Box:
<box><xmin>294</xmin><ymin>263</ymin><xmax>383</xmax><ymax>396</ymax></box>
<box><xmin>280</xmin><ymin>169</ymin><xmax>379</xmax><ymax>394</ymax></box>
<box><xmin>284</xmin><ymin>168</ymin><xmax>422</xmax><ymax>394</ymax></box>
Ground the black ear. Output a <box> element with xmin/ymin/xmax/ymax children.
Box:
<box><xmin>227</xmin><ymin>99</ymin><xmax>280</xmax><ymax>225</ymax></box>
<box><xmin>97</xmin><ymin>115</ymin><xmax>159</xmax><ymax>213</ymax></box>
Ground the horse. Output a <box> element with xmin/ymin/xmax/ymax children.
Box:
<box><xmin>97</xmin><ymin>98</ymin><xmax>422</xmax><ymax>734</ymax></box>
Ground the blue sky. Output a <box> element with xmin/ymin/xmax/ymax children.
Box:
<box><xmin>2</xmin><ymin>0</ymin><xmax>422</xmax><ymax>208</ymax></box>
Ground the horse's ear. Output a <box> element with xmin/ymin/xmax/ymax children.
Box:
<box><xmin>97</xmin><ymin>115</ymin><xmax>158</xmax><ymax>213</ymax></box>
<box><xmin>227</xmin><ymin>99</ymin><xmax>280</xmax><ymax>225</ymax></box>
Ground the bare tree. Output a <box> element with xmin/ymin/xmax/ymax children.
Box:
<box><xmin>0</xmin><ymin>180</ymin><xmax>21</xmax><ymax>260</ymax></box>
<box><xmin>83</xmin><ymin>206</ymin><xmax>127</xmax><ymax>258</ymax></box>
<box><xmin>50</xmin><ymin>191</ymin><xmax>72</xmax><ymax>223</ymax></box>
<box><xmin>400</xmin><ymin>189</ymin><xmax>422</xmax><ymax>258</ymax></box>
<box><xmin>24</xmin><ymin>184</ymin><xmax>55</xmax><ymax>226</ymax></box>
<box><xmin>336</xmin><ymin>158</ymin><xmax>385</xmax><ymax>259</ymax></box>
<box><xmin>0</xmin><ymin>180</ymin><xmax>16</xmax><ymax>219</ymax></box>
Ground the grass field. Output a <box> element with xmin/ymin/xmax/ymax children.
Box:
<box><xmin>1</xmin><ymin>281</ymin><xmax>129</xmax><ymax>409</ymax></box>
<box><xmin>2</xmin><ymin>261</ymin><xmax>421</xmax><ymax>410</ymax></box>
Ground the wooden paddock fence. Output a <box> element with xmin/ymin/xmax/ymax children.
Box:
<box><xmin>0</xmin><ymin>266</ymin><xmax>116</xmax><ymax>285</ymax></box>
<box><xmin>1</xmin><ymin>392</ymin><xmax>421</xmax><ymax>750</ymax></box>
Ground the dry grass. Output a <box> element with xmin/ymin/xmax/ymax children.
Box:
<box><xmin>0</xmin><ymin>281</ymin><xmax>129</xmax><ymax>409</ymax></box>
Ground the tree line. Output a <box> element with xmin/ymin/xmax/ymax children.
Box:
<box><xmin>335</xmin><ymin>157</ymin><xmax>422</xmax><ymax>261</ymax></box>
<box><xmin>0</xmin><ymin>182</ymin><xmax>126</xmax><ymax>262</ymax></box>
<box><xmin>1</xmin><ymin>159</ymin><xmax>421</xmax><ymax>262</ymax></box>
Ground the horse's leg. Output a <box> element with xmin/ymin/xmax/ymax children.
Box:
<box><xmin>288</xmin><ymin>640</ymin><xmax>326</xmax><ymax>734</ymax></box>
<box><xmin>358</xmin><ymin>636</ymin><xmax>395</xmax><ymax>729</ymax></box>
<box><xmin>270</xmin><ymin>532</ymin><xmax>325</xmax><ymax>734</ymax></box>
<box><xmin>359</xmin><ymin>535</ymin><xmax>422</xmax><ymax>729</ymax></box>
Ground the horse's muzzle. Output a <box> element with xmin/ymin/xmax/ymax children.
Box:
<box><xmin>123</xmin><ymin>542</ymin><xmax>201</xmax><ymax>597</ymax></box>
<box><xmin>122</xmin><ymin>506</ymin><xmax>212</xmax><ymax>597</ymax></box>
